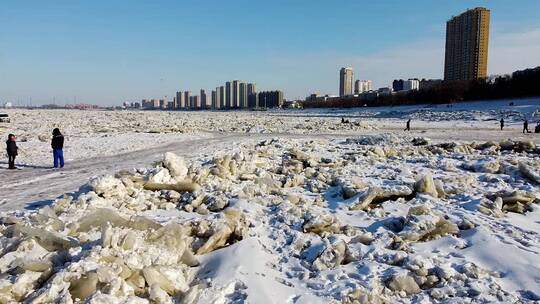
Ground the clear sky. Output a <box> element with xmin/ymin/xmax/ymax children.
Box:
<box><xmin>1</xmin><ymin>0</ymin><xmax>540</xmax><ymax>106</ymax></box>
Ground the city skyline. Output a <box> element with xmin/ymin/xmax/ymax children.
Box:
<box><xmin>2</xmin><ymin>1</ymin><xmax>540</xmax><ymax>105</ymax></box>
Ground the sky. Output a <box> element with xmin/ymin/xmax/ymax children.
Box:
<box><xmin>1</xmin><ymin>0</ymin><xmax>540</xmax><ymax>106</ymax></box>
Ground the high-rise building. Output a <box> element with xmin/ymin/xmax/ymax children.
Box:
<box><xmin>184</xmin><ymin>91</ymin><xmax>191</xmax><ymax>109</ymax></box>
<box><xmin>247</xmin><ymin>83</ymin><xmax>256</xmax><ymax>96</ymax></box>
<box><xmin>339</xmin><ymin>67</ymin><xmax>354</xmax><ymax>97</ymax></box>
<box><xmin>225</xmin><ymin>82</ymin><xmax>232</xmax><ymax>109</ymax></box>
<box><xmin>444</xmin><ymin>7</ymin><xmax>490</xmax><ymax>81</ymax></box>
<box><xmin>258</xmin><ymin>91</ymin><xmax>284</xmax><ymax>108</ymax></box>
<box><xmin>248</xmin><ymin>93</ymin><xmax>258</xmax><ymax>108</ymax></box>
<box><xmin>200</xmin><ymin>89</ymin><xmax>207</xmax><ymax>109</ymax></box>
<box><xmin>239</xmin><ymin>83</ymin><xmax>248</xmax><ymax>108</ymax></box>
<box><xmin>219</xmin><ymin>86</ymin><xmax>225</xmax><ymax>109</ymax></box>
<box><xmin>354</xmin><ymin>80</ymin><xmax>373</xmax><ymax>93</ymax></box>
<box><xmin>211</xmin><ymin>90</ymin><xmax>217</xmax><ymax>109</ymax></box>
<box><xmin>232</xmin><ymin>80</ymin><xmax>240</xmax><ymax>108</ymax></box>
<box><xmin>176</xmin><ymin>91</ymin><xmax>185</xmax><ymax>109</ymax></box>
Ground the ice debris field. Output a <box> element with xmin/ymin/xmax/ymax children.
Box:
<box><xmin>1</xmin><ymin>99</ymin><xmax>540</xmax><ymax>303</ymax></box>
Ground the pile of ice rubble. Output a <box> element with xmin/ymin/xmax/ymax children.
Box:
<box><xmin>1</xmin><ymin>134</ymin><xmax>540</xmax><ymax>303</ymax></box>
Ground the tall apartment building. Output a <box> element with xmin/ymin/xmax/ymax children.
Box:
<box><xmin>239</xmin><ymin>83</ymin><xmax>247</xmax><ymax>108</ymax></box>
<box><xmin>176</xmin><ymin>91</ymin><xmax>186</xmax><ymax>109</ymax></box>
<box><xmin>247</xmin><ymin>83</ymin><xmax>256</xmax><ymax>96</ymax></box>
<box><xmin>258</xmin><ymin>91</ymin><xmax>284</xmax><ymax>108</ymax></box>
<box><xmin>339</xmin><ymin>67</ymin><xmax>354</xmax><ymax>97</ymax></box>
<box><xmin>183</xmin><ymin>91</ymin><xmax>191</xmax><ymax>109</ymax></box>
<box><xmin>200</xmin><ymin>89</ymin><xmax>207</xmax><ymax>109</ymax></box>
<box><xmin>219</xmin><ymin>86</ymin><xmax>225</xmax><ymax>109</ymax></box>
<box><xmin>211</xmin><ymin>90</ymin><xmax>217</xmax><ymax>109</ymax></box>
<box><xmin>232</xmin><ymin>80</ymin><xmax>240</xmax><ymax>108</ymax></box>
<box><xmin>225</xmin><ymin>82</ymin><xmax>232</xmax><ymax>109</ymax></box>
<box><xmin>248</xmin><ymin>93</ymin><xmax>258</xmax><ymax>108</ymax></box>
<box><xmin>444</xmin><ymin>7</ymin><xmax>490</xmax><ymax>81</ymax></box>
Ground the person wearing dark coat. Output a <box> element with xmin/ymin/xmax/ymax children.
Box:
<box><xmin>500</xmin><ymin>118</ymin><xmax>504</xmax><ymax>131</ymax></box>
<box><xmin>6</xmin><ymin>134</ymin><xmax>18</xmax><ymax>169</ymax></box>
<box><xmin>523</xmin><ymin>120</ymin><xmax>530</xmax><ymax>134</ymax></box>
<box><xmin>51</xmin><ymin>128</ymin><xmax>65</xmax><ymax>168</ymax></box>
<box><xmin>404</xmin><ymin>119</ymin><xmax>411</xmax><ymax>131</ymax></box>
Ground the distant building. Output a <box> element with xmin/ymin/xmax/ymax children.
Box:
<box><xmin>3</xmin><ymin>102</ymin><xmax>12</xmax><ymax>108</ymax></box>
<box><xmin>184</xmin><ymin>91</ymin><xmax>191</xmax><ymax>109</ymax></box>
<box><xmin>355</xmin><ymin>80</ymin><xmax>373</xmax><ymax>94</ymax></box>
<box><xmin>232</xmin><ymin>80</ymin><xmax>240</xmax><ymax>108</ymax></box>
<box><xmin>248</xmin><ymin>93</ymin><xmax>259</xmax><ymax>108</ymax></box>
<box><xmin>305</xmin><ymin>94</ymin><xmax>331</xmax><ymax>103</ymax></box>
<box><xmin>403</xmin><ymin>79</ymin><xmax>420</xmax><ymax>91</ymax></box>
<box><xmin>141</xmin><ymin>99</ymin><xmax>149</xmax><ymax>108</ymax></box>
<box><xmin>151</xmin><ymin>99</ymin><xmax>160</xmax><ymax>108</ymax></box>
<box><xmin>211</xmin><ymin>90</ymin><xmax>217</xmax><ymax>109</ymax></box>
<box><xmin>258</xmin><ymin>91</ymin><xmax>284</xmax><ymax>108</ymax></box>
<box><xmin>225</xmin><ymin>82</ymin><xmax>232</xmax><ymax>109</ymax></box>
<box><xmin>219</xmin><ymin>86</ymin><xmax>225</xmax><ymax>109</ymax></box>
<box><xmin>176</xmin><ymin>91</ymin><xmax>186</xmax><ymax>109</ymax></box>
<box><xmin>159</xmin><ymin>99</ymin><xmax>166</xmax><ymax>109</ymax></box>
<box><xmin>392</xmin><ymin>79</ymin><xmax>404</xmax><ymax>92</ymax></box>
<box><xmin>377</xmin><ymin>87</ymin><xmax>393</xmax><ymax>95</ymax></box>
<box><xmin>247</xmin><ymin>83</ymin><xmax>256</xmax><ymax>96</ymax></box>
<box><xmin>239</xmin><ymin>83</ymin><xmax>247</xmax><ymax>108</ymax></box>
<box><xmin>200</xmin><ymin>89</ymin><xmax>207</xmax><ymax>109</ymax></box>
<box><xmin>444</xmin><ymin>7</ymin><xmax>490</xmax><ymax>81</ymax></box>
<box><xmin>339</xmin><ymin>67</ymin><xmax>354</xmax><ymax>97</ymax></box>
<box><xmin>419</xmin><ymin>79</ymin><xmax>443</xmax><ymax>90</ymax></box>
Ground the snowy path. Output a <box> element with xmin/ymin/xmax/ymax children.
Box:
<box><xmin>1</xmin><ymin>124</ymin><xmax>539</xmax><ymax>212</ymax></box>
<box><xmin>0</xmin><ymin>132</ymin><xmax>338</xmax><ymax>211</ymax></box>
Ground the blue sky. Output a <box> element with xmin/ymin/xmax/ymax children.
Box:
<box><xmin>1</xmin><ymin>0</ymin><xmax>540</xmax><ymax>105</ymax></box>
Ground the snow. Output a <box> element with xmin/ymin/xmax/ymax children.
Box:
<box><xmin>1</xmin><ymin>99</ymin><xmax>540</xmax><ymax>303</ymax></box>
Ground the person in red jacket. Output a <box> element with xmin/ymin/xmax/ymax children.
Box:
<box><xmin>6</xmin><ymin>134</ymin><xmax>18</xmax><ymax>169</ymax></box>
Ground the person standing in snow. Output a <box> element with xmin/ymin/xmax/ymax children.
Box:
<box><xmin>51</xmin><ymin>128</ymin><xmax>65</xmax><ymax>168</ymax></box>
<box><xmin>404</xmin><ymin>119</ymin><xmax>411</xmax><ymax>131</ymax></box>
<box><xmin>6</xmin><ymin>134</ymin><xmax>18</xmax><ymax>169</ymax></box>
<box><xmin>523</xmin><ymin>120</ymin><xmax>530</xmax><ymax>134</ymax></box>
<box><xmin>500</xmin><ymin>118</ymin><xmax>504</xmax><ymax>130</ymax></box>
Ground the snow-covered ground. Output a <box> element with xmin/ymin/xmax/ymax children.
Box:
<box><xmin>1</xmin><ymin>99</ymin><xmax>540</xmax><ymax>303</ymax></box>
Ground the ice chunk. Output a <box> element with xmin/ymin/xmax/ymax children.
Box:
<box><xmin>163</xmin><ymin>152</ymin><xmax>188</xmax><ymax>179</ymax></box>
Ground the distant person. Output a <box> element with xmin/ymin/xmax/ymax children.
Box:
<box><xmin>523</xmin><ymin>120</ymin><xmax>531</xmax><ymax>134</ymax></box>
<box><xmin>500</xmin><ymin>118</ymin><xmax>504</xmax><ymax>130</ymax></box>
<box><xmin>51</xmin><ymin>128</ymin><xmax>64</xmax><ymax>168</ymax></box>
<box><xmin>404</xmin><ymin>119</ymin><xmax>411</xmax><ymax>131</ymax></box>
<box><xmin>6</xmin><ymin>134</ymin><xmax>18</xmax><ymax>169</ymax></box>
<box><xmin>535</xmin><ymin>122</ymin><xmax>540</xmax><ymax>134</ymax></box>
